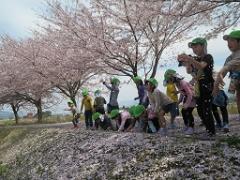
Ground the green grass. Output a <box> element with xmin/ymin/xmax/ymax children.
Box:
<box><xmin>0</xmin><ymin>114</ymin><xmax>84</xmax><ymax>127</ymax></box>
<box><xmin>38</xmin><ymin>114</ymin><xmax>74</xmax><ymax>124</ymax></box>
<box><xmin>0</xmin><ymin>128</ymin><xmax>29</xmax><ymax>146</ymax></box>
<box><xmin>0</xmin><ymin>129</ymin><xmax>14</xmax><ymax>144</ymax></box>
<box><xmin>0</xmin><ymin>128</ymin><xmax>31</xmax><ymax>163</ymax></box>
<box><xmin>0</xmin><ymin>120</ymin><xmax>15</xmax><ymax>126</ymax></box>
<box><xmin>218</xmin><ymin>136</ymin><xmax>240</xmax><ymax>149</ymax></box>
<box><xmin>0</xmin><ymin>162</ymin><xmax>10</xmax><ymax>178</ymax></box>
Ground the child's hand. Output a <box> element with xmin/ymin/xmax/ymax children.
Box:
<box><xmin>177</xmin><ymin>54</ymin><xmax>192</xmax><ymax>63</ymax></box>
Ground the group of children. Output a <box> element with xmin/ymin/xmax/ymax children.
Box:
<box><xmin>66</xmin><ymin>30</ymin><xmax>240</xmax><ymax>137</ymax></box>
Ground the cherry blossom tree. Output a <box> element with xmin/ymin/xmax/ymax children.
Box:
<box><xmin>0</xmin><ymin>36</ymin><xmax>54</xmax><ymax>122</ymax></box>
<box><xmin>34</xmin><ymin>27</ymin><xmax>102</xmax><ymax>106</ymax></box>
<box><xmin>41</xmin><ymin>0</ymin><xmax>239</xmax><ymax>83</ymax></box>
<box><xmin>37</xmin><ymin>1</ymin><xmax>107</xmax><ymax>105</ymax></box>
<box><xmin>90</xmin><ymin>0</ymin><xmax>240</xmax><ymax>78</ymax></box>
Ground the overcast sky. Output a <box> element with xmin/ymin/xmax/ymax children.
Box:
<box><xmin>0</xmin><ymin>0</ymin><xmax>235</xmax><ymax>114</ymax></box>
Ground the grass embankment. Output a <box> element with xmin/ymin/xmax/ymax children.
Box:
<box><xmin>0</xmin><ymin>128</ymin><xmax>31</xmax><ymax>178</ymax></box>
<box><xmin>0</xmin><ymin>128</ymin><xmax>29</xmax><ymax>154</ymax></box>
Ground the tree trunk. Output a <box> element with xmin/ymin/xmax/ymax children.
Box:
<box><xmin>10</xmin><ymin>103</ymin><xmax>19</xmax><ymax>124</ymax></box>
<box><xmin>70</xmin><ymin>95</ymin><xmax>77</xmax><ymax>107</ymax></box>
<box><xmin>35</xmin><ymin>99</ymin><xmax>43</xmax><ymax>123</ymax></box>
<box><xmin>151</xmin><ymin>58</ymin><xmax>159</xmax><ymax>78</ymax></box>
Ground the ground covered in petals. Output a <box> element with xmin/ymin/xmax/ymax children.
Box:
<box><xmin>1</xmin><ymin>116</ymin><xmax>240</xmax><ymax>179</ymax></box>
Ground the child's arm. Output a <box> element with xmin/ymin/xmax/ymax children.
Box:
<box><xmin>182</xmin><ymin>81</ymin><xmax>193</xmax><ymax>109</ymax></box>
<box><xmin>103</xmin><ymin>82</ymin><xmax>113</xmax><ymax>91</ymax></box>
<box><xmin>178</xmin><ymin>94</ymin><xmax>184</xmax><ymax>105</ymax></box>
<box><xmin>125</xmin><ymin>119</ymin><xmax>135</xmax><ymax>132</ymax></box>
<box><xmin>80</xmin><ymin>99</ymin><xmax>84</xmax><ymax>113</ymax></box>
<box><xmin>153</xmin><ymin>90</ymin><xmax>161</xmax><ymax>113</ymax></box>
<box><xmin>118</xmin><ymin>112</ymin><xmax>129</xmax><ymax>132</ymax></box>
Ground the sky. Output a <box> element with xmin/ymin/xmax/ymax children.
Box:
<box><xmin>0</xmin><ymin>0</ymin><xmax>236</xmax><ymax>114</ymax></box>
<box><xmin>0</xmin><ymin>0</ymin><xmax>45</xmax><ymax>38</ymax></box>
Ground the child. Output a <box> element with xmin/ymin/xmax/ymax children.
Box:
<box><xmin>167</xmin><ymin>72</ymin><xmax>196</xmax><ymax>135</ymax></box>
<box><xmin>133</xmin><ymin>76</ymin><xmax>148</xmax><ymax>107</ymax></box>
<box><xmin>103</xmin><ymin>77</ymin><xmax>120</xmax><ymax>113</ymax></box>
<box><xmin>131</xmin><ymin>105</ymin><xmax>148</xmax><ymax>132</ymax></box>
<box><xmin>94</xmin><ymin>89</ymin><xmax>106</xmax><ymax>114</ymax></box>
<box><xmin>146</xmin><ymin>78</ymin><xmax>177</xmax><ymax>136</ymax></box>
<box><xmin>178</xmin><ymin>37</ymin><xmax>216</xmax><ymax>136</ymax></box>
<box><xmin>214</xmin><ymin>30</ymin><xmax>240</xmax><ymax>121</ymax></box>
<box><xmin>65</xmin><ymin>100</ymin><xmax>80</xmax><ymax>128</ymax></box>
<box><xmin>147</xmin><ymin>106</ymin><xmax>160</xmax><ymax>133</ymax></box>
<box><xmin>164</xmin><ymin>69</ymin><xmax>179</xmax><ymax>128</ymax></box>
<box><xmin>80</xmin><ymin>89</ymin><xmax>93</xmax><ymax>129</ymax></box>
<box><xmin>110</xmin><ymin>109</ymin><xmax>133</xmax><ymax>132</ymax></box>
<box><xmin>92</xmin><ymin>112</ymin><xmax>114</xmax><ymax>130</ymax></box>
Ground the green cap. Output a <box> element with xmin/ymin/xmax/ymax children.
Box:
<box><xmin>223</xmin><ymin>30</ymin><xmax>240</xmax><ymax>40</ymax></box>
<box><xmin>147</xmin><ymin>78</ymin><xmax>158</xmax><ymax>87</ymax></box>
<box><xmin>92</xmin><ymin>112</ymin><xmax>101</xmax><ymax>121</ymax></box>
<box><xmin>67</xmin><ymin>100</ymin><xmax>74</xmax><ymax>104</ymax></box>
<box><xmin>164</xmin><ymin>69</ymin><xmax>176</xmax><ymax>82</ymax></box>
<box><xmin>82</xmin><ymin>89</ymin><xmax>88</xmax><ymax>96</ymax></box>
<box><xmin>110</xmin><ymin>77</ymin><xmax>120</xmax><ymax>85</ymax></box>
<box><xmin>188</xmin><ymin>37</ymin><xmax>207</xmax><ymax>48</ymax></box>
<box><xmin>128</xmin><ymin>105</ymin><xmax>136</xmax><ymax>117</ymax></box>
<box><xmin>94</xmin><ymin>89</ymin><xmax>101</xmax><ymax>95</ymax></box>
<box><xmin>110</xmin><ymin>109</ymin><xmax>119</xmax><ymax>119</ymax></box>
<box><xmin>133</xmin><ymin>76</ymin><xmax>142</xmax><ymax>83</ymax></box>
<box><xmin>133</xmin><ymin>105</ymin><xmax>145</xmax><ymax>118</ymax></box>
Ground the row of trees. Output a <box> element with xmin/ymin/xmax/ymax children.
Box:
<box><xmin>0</xmin><ymin>0</ymin><xmax>239</xmax><ymax>123</ymax></box>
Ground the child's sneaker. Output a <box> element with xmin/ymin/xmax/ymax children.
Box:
<box><xmin>185</xmin><ymin>127</ymin><xmax>194</xmax><ymax>135</ymax></box>
<box><xmin>199</xmin><ymin>132</ymin><xmax>215</xmax><ymax>140</ymax></box>
<box><xmin>223</xmin><ymin>124</ymin><xmax>230</xmax><ymax>133</ymax></box>
<box><xmin>182</xmin><ymin>126</ymin><xmax>188</xmax><ymax>132</ymax></box>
